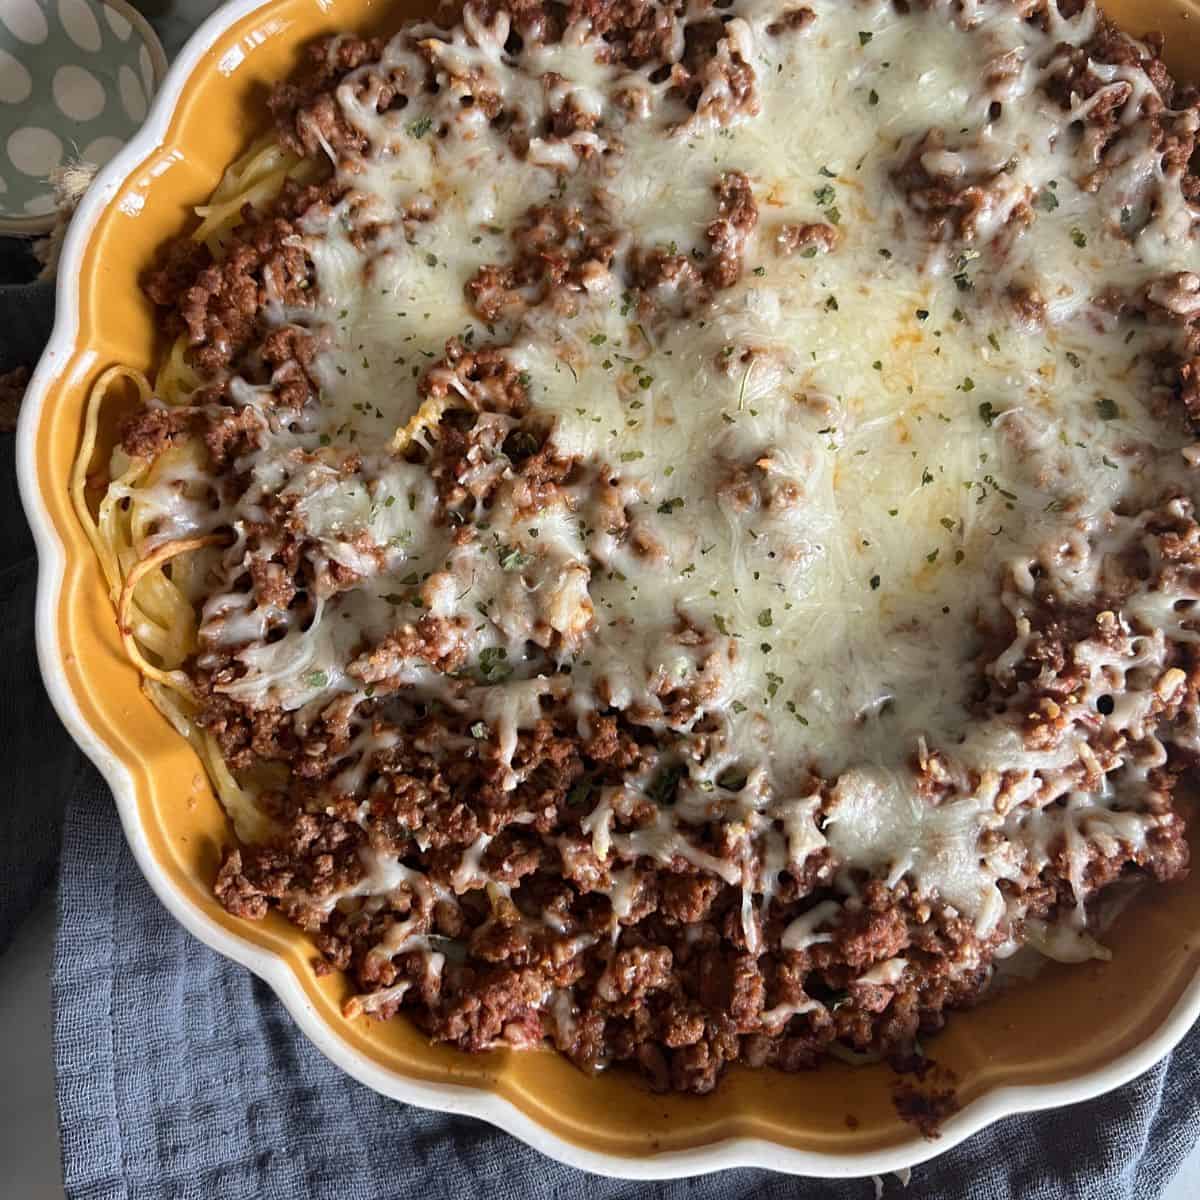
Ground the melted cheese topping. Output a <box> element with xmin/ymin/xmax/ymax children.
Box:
<box><xmin>148</xmin><ymin>0</ymin><xmax>1200</xmax><ymax>951</ymax></box>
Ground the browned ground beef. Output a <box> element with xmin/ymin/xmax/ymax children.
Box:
<box><xmin>122</xmin><ymin>0</ymin><xmax>1200</xmax><ymax>1117</ymax></box>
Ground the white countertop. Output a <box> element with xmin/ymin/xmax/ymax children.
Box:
<box><xmin>2</xmin><ymin>887</ymin><xmax>1198</xmax><ymax>1197</ymax></box>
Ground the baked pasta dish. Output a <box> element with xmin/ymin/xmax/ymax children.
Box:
<box><xmin>75</xmin><ymin>0</ymin><xmax>1200</xmax><ymax>1095</ymax></box>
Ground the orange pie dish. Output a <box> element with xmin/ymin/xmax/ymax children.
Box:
<box><xmin>17</xmin><ymin>0</ymin><xmax>1200</xmax><ymax>1177</ymax></box>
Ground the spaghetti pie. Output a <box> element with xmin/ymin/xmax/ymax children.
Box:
<box><xmin>77</xmin><ymin>0</ymin><xmax>1200</xmax><ymax>1095</ymax></box>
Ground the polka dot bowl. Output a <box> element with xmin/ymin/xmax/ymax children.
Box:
<box><xmin>0</xmin><ymin>0</ymin><xmax>166</xmax><ymax>234</ymax></box>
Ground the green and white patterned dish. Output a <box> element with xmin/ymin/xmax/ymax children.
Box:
<box><xmin>0</xmin><ymin>0</ymin><xmax>166</xmax><ymax>234</ymax></box>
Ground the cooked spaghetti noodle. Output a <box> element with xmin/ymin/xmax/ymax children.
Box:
<box><xmin>75</xmin><ymin>136</ymin><xmax>309</xmax><ymax>828</ymax></box>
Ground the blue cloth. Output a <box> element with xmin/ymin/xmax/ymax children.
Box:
<box><xmin>1</xmin><ymin>2</ymin><xmax>1199</xmax><ymax>1194</ymax></box>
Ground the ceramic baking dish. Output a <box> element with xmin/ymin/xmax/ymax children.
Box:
<box><xmin>16</xmin><ymin>0</ymin><xmax>1200</xmax><ymax>1178</ymax></box>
